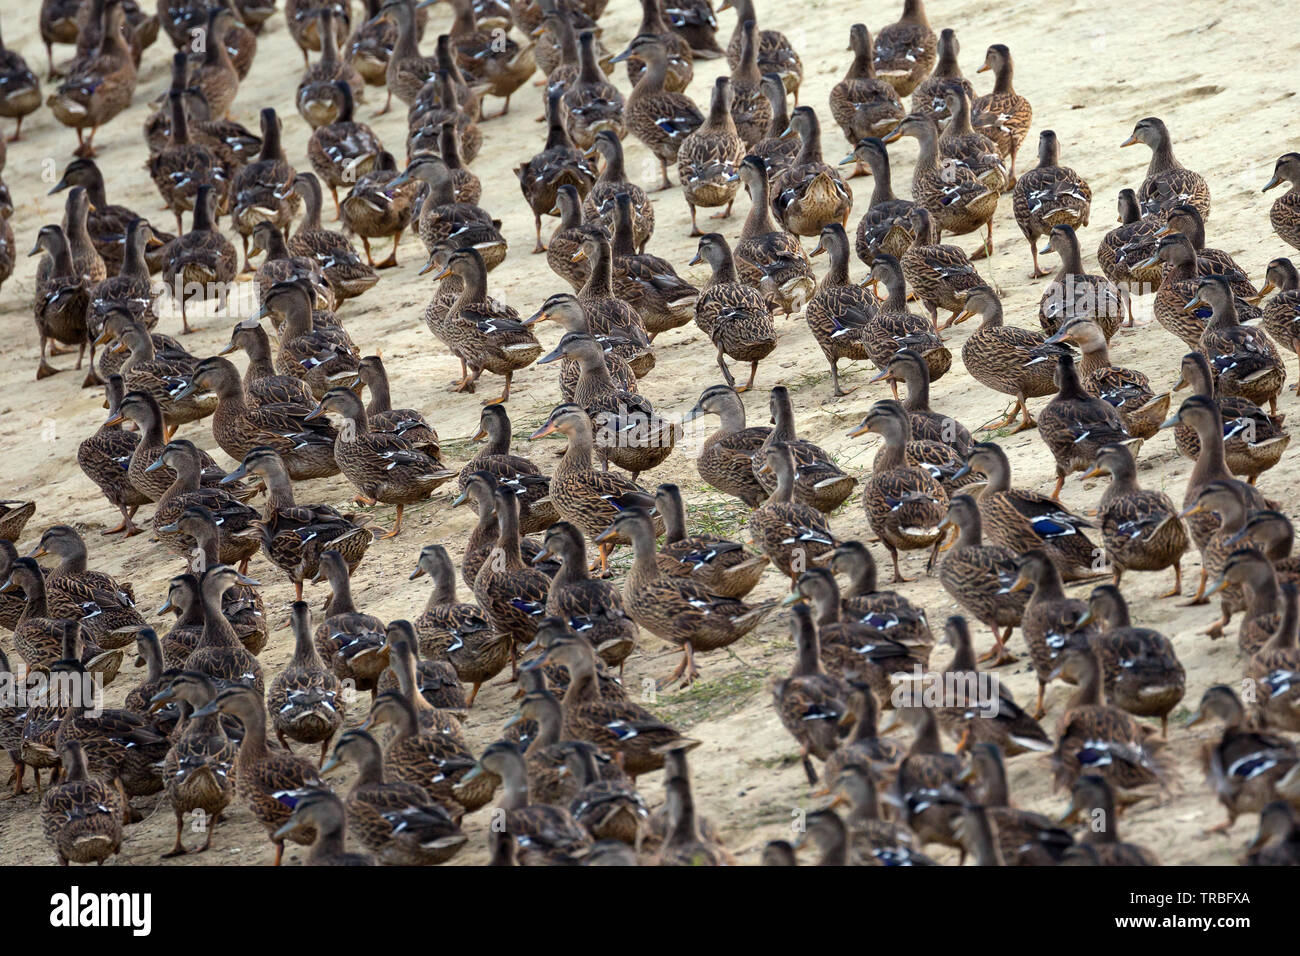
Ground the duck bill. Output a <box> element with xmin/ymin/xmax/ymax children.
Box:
<box><xmin>1119</xmin><ymin>134</ymin><xmax>1138</xmax><ymax>148</ymax></box>
<box><xmin>846</xmin><ymin>422</ymin><xmax>872</xmax><ymax>438</ymax></box>
<box><xmin>1263</xmin><ymin>173</ymin><xmax>1282</xmax><ymax>193</ymax></box>
<box><xmin>220</xmin><ymin>462</ymin><xmax>250</xmax><ymax>484</ymax></box>
<box><xmin>530</xmin><ymin>421</ymin><xmax>560</xmax><ymax>440</ymax></box>
<box><xmin>302</xmin><ymin>404</ymin><xmax>326</xmax><ymax>422</ymax></box>
<box><xmin>593</xmin><ymin>525</ymin><xmax>618</xmax><ymax>544</ymax></box>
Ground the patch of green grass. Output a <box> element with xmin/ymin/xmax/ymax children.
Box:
<box><xmin>688</xmin><ymin>499</ymin><xmax>751</xmax><ymax>540</ymax></box>
<box><xmin>654</xmin><ymin>667</ymin><xmax>770</xmax><ymax>729</ymax></box>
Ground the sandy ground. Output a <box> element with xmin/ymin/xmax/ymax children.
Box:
<box><xmin>0</xmin><ymin>0</ymin><xmax>1297</xmax><ymax>865</ymax></box>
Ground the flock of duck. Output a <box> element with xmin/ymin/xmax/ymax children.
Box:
<box><xmin>2</xmin><ymin>0</ymin><xmax>1300</xmax><ymax>866</ymax></box>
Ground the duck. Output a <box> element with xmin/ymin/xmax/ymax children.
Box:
<box><xmin>753</xmin><ymin>384</ymin><xmax>856</xmax><ymax>512</ymax></box>
<box><xmin>608</xmin><ymin>194</ymin><xmax>697</xmax><ymax>338</ymax></box>
<box><xmin>843</xmin><ymin>136</ymin><xmax>917</xmax><ymax>264</ymax></box>
<box><xmin>353</xmin><ymin>354</ymin><xmax>440</xmax><ymax>457</ymax></box>
<box><xmin>249</xmin><ymin>280</ymin><xmax>357</xmax><ymax>398</ymax></box>
<box><xmin>371</xmin><ymin>0</ymin><xmax>439</xmax><ymax>113</ymax></box>
<box><xmin>1036</xmin><ymin>225</ymin><xmax>1123</xmax><ymax>338</ymax></box>
<box><xmin>1207</xmin><ymin>548</ymin><xmax>1285</xmax><ymax>656</ymax></box>
<box><xmin>814</xmin><ymin>540</ymin><xmax>933</xmax><ymax>648</ymax></box>
<box><xmin>1246</xmin><ymin>802</ymin><xmax>1300</xmax><ymax>865</ymax></box>
<box><xmin>359</xmin><ymin>690</ymin><xmax>481</xmax><ymax>817</ymax></box>
<box><xmin>679</xmin><ymin>383</ymin><xmax>768</xmax><ymax>506</ymax></box>
<box><xmin>1038</xmin><ymin>353</ymin><xmax>1138</xmax><ymax>499</ymax></box>
<box><xmin>1246</xmin><ymin>581</ymin><xmax>1300</xmax><ymax>733</ymax></box>
<box><xmin>1189</xmin><ymin>277</ymin><xmax>1286</xmax><ymax>415</ymax></box>
<box><xmin>936</xmin><ymin>495</ymin><xmax>1027</xmax><ymax>664</ymax></box>
<box><xmin>0</xmin><ymin>19</ymin><xmax>41</xmax><ymax>141</ymax></box>
<box><xmin>472</xmin><ymin>486</ymin><xmax>552</xmax><ymax>669</ymax></box>
<box><xmin>1078</xmin><ymin>584</ymin><xmax>1185</xmax><ymax>738</ymax></box>
<box><xmin>408</xmin><ymin>543</ymin><xmax>509</xmax><ymax>705</ymax></box>
<box><xmin>191</xmin><ymin>685</ymin><xmax>328</xmax><ymax>865</ymax></box>
<box><xmin>88</xmin><ymin>219</ymin><xmax>159</xmax><ymax>332</ymax></box>
<box><xmin>971</xmin><ymin>44</ymin><xmax>1032</xmax><ymax>184</ymax></box>
<box><xmin>612</xmin><ymin>33</ymin><xmax>703</xmax><ymax>192</ymax></box>
<box><xmin>528</xmin><ymin>630</ymin><xmax>698</xmax><ymax>771</ymax></box>
<box><xmin>272</xmin><ymin>787</ymin><xmax>376</xmax><ymax>866</ymax></box>
<box><xmin>1</xmin><ymin>560</ymin><xmax>123</xmax><ymax>674</ymax></box>
<box><xmin>160</xmin><ymin>184</ymin><xmax>238</xmax><ymax>335</ymax></box>
<box><xmin>461</xmin><ymin>404</ymin><xmax>556</xmax><ymax>535</ymax></box>
<box><xmin>545</xmin><ymin>184</ymin><xmax>593</xmax><ymax>290</ymax></box>
<box><xmin>78</xmin><ymin>374</ymin><xmax>147</xmax><ymax>536</ymax></box>
<box><xmin>771</xmin><ymin>603</ymin><xmax>854</xmax><ymax>785</ymax></box>
<box><xmin>750</xmin><ymin>443</ymin><xmax>837</xmax><ymax>582</ymax></box>
<box><xmin>1096</xmin><ymin>188</ymin><xmax>1161</xmax><ymax>323</ymax></box>
<box><xmin>690</xmin><ymin>232</ymin><xmax>777</xmax><ymax>392</ymax></box>
<box><xmin>803</xmin><ymin>224</ymin><xmax>879</xmax><ymax>396</ymax></box>
<box><xmin>909</xmin><ymin>27</ymin><xmax>973</xmax><ymax>125</ymax></box>
<box><xmin>572</xmin><ymin>229</ymin><xmax>654</xmax><ymax>358</ymax></box>
<box><xmin>321</xmin><ymin>729</ymin><xmax>466</xmax><ymax>865</ymax></box>
<box><xmin>1227</xmin><ymin>510</ymin><xmax>1300</xmax><ymax>593</ymax></box>
<box><xmin>1171</xmin><ymin>351</ymin><xmax>1287</xmax><ymax>484</ymax></box>
<box><xmin>30</xmin><ymin>525</ymin><xmax>145</xmax><ymax>649</ymax></box>
<box><xmin>168</xmin><ymin>504</ymin><xmax>267</xmax><ymax>652</ymax></box>
<box><xmin>28</xmin><ymin>223</ymin><xmax>92</xmax><ymax>382</ymax></box>
<box><xmin>583</xmin><ymin>130</ymin><xmax>654</xmax><ymax>253</ymax></box>
<box><xmin>147</xmin><ymin>440</ymin><xmax>260</xmax><ymax>568</ymax></box>
<box><xmin>148</xmin><ymin>670</ymin><xmax>238</xmax><ymax>857</ymax></box>
<box><xmin>305</xmin><ymin>89</ymin><xmax>383</xmax><ymax>223</ymax></box>
<box><xmin>1255</xmin><ymin>257</ymin><xmax>1300</xmax><ymax>362</ymax></box>
<box><xmin>721</xmin><ymin>0</ymin><xmax>799</xmax><ymax>99</ymax></box>
<box><xmin>1186</xmin><ymin>684</ymin><xmax>1299</xmax><ymax>834</ymax></box>
<box><xmin>39</xmin><ymin>742</ymin><xmax>123</xmax><ymax>866</ymax></box>
<box><xmin>48</xmin><ymin>159</ymin><xmax>175</xmax><ymax>276</ymax></box>
<box><xmin>1043</xmin><ymin>318</ymin><xmax>1170</xmax><ymax>439</ymax></box>
<box><xmin>147</xmin><ymin>87</ymin><xmax>230</xmax><ymax>237</ymax></box>
<box><xmin>1058</xmin><ymin>774</ymin><xmax>1158</xmax><ymax>864</ymax></box>
<box><xmin>859</xmin><ymin>254</ymin><xmax>951</xmax><ymax>378</ymax></box>
<box><xmin>773</xmin><ymin>106</ymin><xmax>852</xmax><ymax>237</ymax></box>
<box><xmin>180</xmin><ymin>355</ymin><xmax>340</xmax><ymax>481</ymax></box>
<box><xmin>155</xmin><ymin>572</ymin><xmax>204</xmax><ymax>667</ymax></box>
<box><xmin>536</xmin><ymin>521</ymin><xmax>638</xmax><ymax>676</ymax></box>
<box><xmin>249</xmin><ymin>222</ymin><xmax>334</xmax><ymax>312</ymax></box>
<box><xmin>751</xmin><ymin>72</ymin><xmax>799</xmax><ymax>178</ymax></box>
<box><xmin>229</xmin><ymin>108</ymin><xmax>300</xmax><ymax>264</ymax></box>
<box><xmin>560</xmin><ymin>29</ymin><xmax>624</xmax><ymax>149</ymax></box>
<box><xmin>109</xmin><ymin>324</ymin><xmax>213</xmax><ymax>436</ymax></box>
<box><xmin>183</xmin><ymin>564</ymin><xmax>265</xmax><ymax>697</ymax></box>
<box><xmin>937</xmin><ymin>88</ymin><xmax>1008</xmax><ymax>192</ymax></box>
<box><xmin>1181</xmin><ymin>480</ymin><xmax>1255</xmax><ymax>637</ymax></box>
<box><xmin>437</xmin><ymin>0</ymin><xmax>535</xmax><ymax>118</ymax></box>
<box><xmin>306</xmin><ymin>387</ymin><xmax>454</xmax><ymax>538</ymax></box>
<box><xmin>655</xmin><ymin>482</ymin><xmax>768</xmax><ymax>598</ymax></box>
<box><xmin>733</xmin><ymin>155</ymin><xmax>815</xmax><ymax>316</ymax></box>
<box><xmin>311</xmin><ymin>550</ymin><xmax>388</xmax><ymax>696</ymax></box>
<box><xmin>268</xmin><ymin>601</ymin><xmax>345</xmax><ymax>767</ymax></box>
<box><xmin>820</xmin><ymin>679</ymin><xmax>905</xmax><ymax>787</ymax></box>
<box><xmin>871</xmin><ymin>0</ymin><xmax>935</xmax><ymax>97</ymax></box>
<box><xmin>885</xmin><ymin>115</ymin><xmax>996</xmax><ymax>256</ymax></box>
<box><xmin>888</xmin><ymin>706</ymin><xmax>965</xmax><ymax>853</ymax></box>
<box><xmin>217</xmin><ymin>322</ymin><xmax>314</xmax><ymax>408</ymax></box>
<box><xmin>678</xmin><ymin>76</ymin><xmax>745</xmax><ymax>234</ymax></box>
<box><xmin>46</xmin><ymin>0</ymin><xmax>136</xmax><ymax>157</ymax></box>
<box><xmin>871</xmin><ymin>348</ymin><xmax>969</xmax><ymax>450</ymax></box>
<box><xmin>727</xmin><ymin>19</ymin><xmax>771</xmax><ymax>149</ymax></box>
<box><xmin>1263</xmin><ymin>154</ymin><xmax>1300</xmax><ymax>252</ymax></box>
<box><xmin>340</xmin><ymin>151</ymin><xmax>417</xmax><ymax>268</ymax></box>
<box><xmin>428</xmin><ymin>249</ymin><xmax>541</xmax><ymax>402</ymax></box>
<box><xmin>849</xmin><ymin>399</ymin><xmax>947</xmax><ymax>582</ymax></box>
<box><xmin>1011</xmin><ymin>131</ymin><xmax>1092</xmax><ymax>279</ymax></box>
<box><xmin>297</xmin><ymin>9</ymin><xmax>364</xmax><ymax>128</ymax></box>
<box><xmin>1156</xmin><ymin>204</ymin><xmax>1256</xmax><ymax>297</ymax></box>
<box><xmin>1140</xmin><ymin>234</ymin><xmax>1263</xmax><ymax>348</ymax></box>
<box><xmin>518</xmin><ymin>87</ymin><xmax>597</xmax><ymax>253</ymax></box>
<box><xmin>553</xmin><ymin>740</ymin><xmax>646</xmax><ymax>846</ymax></box>
<box><xmin>1084</xmin><ymin>443</ymin><xmax>1188</xmax><ymax>596</ymax></box>
<box><xmin>454</xmin><ymin>471</ymin><xmax>560</xmax><ymax>586</ymax></box>
<box><xmin>829</xmin><ymin>24</ymin><xmax>904</xmax><ymax>164</ymax></box>
<box><xmin>1121</xmin><ymin>117</ymin><xmax>1210</xmax><ymax>220</ymax></box>
<box><xmin>626</xmin><ymin>0</ymin><xmax>695</xmax><ymax>92</ymax></box>
<box><xmin>899</xmin><ymin>207</ymin><xmax>986</xmax><ymax>329</ymax></box>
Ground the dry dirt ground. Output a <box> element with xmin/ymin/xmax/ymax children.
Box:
<box><xmin>0</xmin><ymin>0</ymin><xmax>1297</xmax><ymax>865</ymax></box>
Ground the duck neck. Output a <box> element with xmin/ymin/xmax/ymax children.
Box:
<box><xmin>325</xmin><ymin>566</ymin><xmax>359</xmax><ymax>616</ymax></box>
<box><xmin>1066</xmin><ymin>657</ymin><xmax>1103</xmax><ymax>709</ymax></box>
<box><xmin>297</xmin><ymin>180</ymin><xmax>325</xmax><ymax>233</ymax></box>
<box><xmin>741</xmin><ymin>172</ymin><xmax>777</xmax><ymax>238</ymax></box>
<box><xmin>493</xmin><ymin>502</ymin><xmax>525</xmax><ymax>569</ymax></box>
<box><xmin>1190</xmin><ymin>415</ymin><xmax>1231</xmax><ymax>486</ymax></box>
<box><xmin>199</xmin><ymin>585</ymin><xmax>243</xmax><ymax>650</ymax></box>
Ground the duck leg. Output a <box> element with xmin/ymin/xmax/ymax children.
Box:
<box><xmin>1032</xmin><ymin>680</ymin><xmax>1047</xmax><ymax>721</ymax></box>
<box><xmin>1049</xmin><ymin>472</ymin><xmax>1065</xmax><ymax>501</ymax></box>
<box><xmin>1028</xmin><ymin>240</ymin><xmax>1050</xmax><ymax>278</ymax></box>
<box><xmin>11</xmin><ymin>760</ymin><xmax>26</xmax><ymax>796</ymax></box>
<box><xmin>1158</xmin><ymin>561</ymin><xmax>1182</xmax><ymax>599</ymax></box>
<box><xmin>654</xmin><ymin>159</ymin><xmax>672</xmax><ymax>192</ymax></box>
<box><xmin>465</xmin><ymin>681</ymin><xmax>482</xmax><ymax>708</ymax></box>
<box><xmin>1181</xmin><ymin>568</ymin><xmax>1208</xmax><ymax>607</ymax></box>
<box><xmin>272</xmin><ymin>839</ymin><xmax>285</xmax><ymax>866</ymax></box>
<box><xmin>36</xmin><ymin>335</ymin><xmax>59</xmax><ymax>379</ymax></box>
<box><xmin>741</xmin><ymin>360</ymin><xmax>761</xmax><ymax>393</ymax></box>
<box><xmin>161</xmin><ymin>810</ymin><xmax>187</xmax><ymax>858</ymax></box>
<box><xmin>968</xmin><ymin>220</ymin><xmax>994</xmax><ymax>260</ymax></box>
<box><xmin>887</xmin><ymin>544</ymin><xmax>912</xmax><ymax>584</ymax></box>
<box><xmin>487</xmin><ymin>372</ymin><xmax>513</xmax><ymax>405</ymax></box>
<box><xmin>715</xmin><ymin>347</ymin><xmax>735</xmax><ymax>388</ymax></box>
<box><xmin>532</xmin><ymin>214</ymin><xmax>545</xmax><ymax>254</ymax></box>
<box><xmin>375</xmin><ymin>504</ymin><xmax>405</xmax><ymax>539</ymax></box>
<box><xmin>708</xmin><ymin>200</ymin><xmax>734</xmax><ymax>220</ymax></box>
<box><xmin>687</xmin><ymin>203</ymin><xmax>701</xmax><ymax>237</ymax></box>
<box><xmin>801</xmin><ymin>746</ymin><xmax>819</xmax><ymax>786</ymax></box>
<box><xmin>330</xmin><ymin>186</ymin><xmax>342</xmax><ymax>221</ymax></box>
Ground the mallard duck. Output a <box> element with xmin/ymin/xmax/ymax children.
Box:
<box><xmin>1171</xmin><ymin>351</ymin><xmax>1288</xmax><ymax>485</ymax></box>
<box><xmin>40</xmin><ymin>742</ymin><xmax>123</xmax><ymax>866</ymax></box>
<box><xmin>229</xmin><ymin>108</ymin><xmax>300</xmax><ymax>263</ymax></box>
<box><xmin>1038</xmin><ymin>353</ymin><xmax>1137</xmax><ymax>499</ymax></box>
<box><xmin>268</xmin><ymin>601</ymin><xmax>345</xmax><ymax>766</ymax></box>
<box><xmin>46</xmin><ymin>0</ymin><xmax>136</xmax><ymax>157</ymax></box>
<box><xmin>0</xmin><ymin>502</ymin><xmax>34</xmax><ymax>547</ymax></box>
<box><xmin>1003</xmin><ymin>549</ymin><xmax>1096</xmax><ymax>718</ymax></box>
<box><xmin>340</xmin><ymin>151</ymin><xmax>417</xmax><ymax>268</ymax></box>
<box><xmin>936</xmin><ymin>496</ymin><xmax>1027</xmax><ymax>664</ymax></box>
<box><xmin>849</xmin><ymin>400</ymin><xmax>947</xmax><ymax>582</ymax></box>
<box><xmin>28</xmin><ymin>223</ymin><xmax>92</xmax><ymax>382</ymax></box>
<box><xmin>437</xmin><ymin>0</ymin><xmax>534</xmax><ymax>117</ymax></box>
<box><xmin>518</xmin><ymin>88</ymin><xmax>597</xmax><ymax>253</ymax></box>
<box><xmin>549</xmin><ymin>740</ymin><xmax>645</xmax><ymax>846</ymax></box>
<box><xmin>1246</xmin><ymin>581</ymin><xmax>1300</xmax><ymax>733</ymax></box>
<box><xmin>607</xmin><ymin>196</ymin><xmax>696</xmax><ymax>338</ymax></box>
<box><xmin>305</xmin><ymin>387</ymin><xmax>453</xmax><ymax>538</ymax></box>
<box><xmin>322</xmin><ymin>729</ymin><xmax>466</xmax><ymax>865</ymax></box>
<box><xmin>1096</xmin><ymin>188</ymin><xmax>1161</xmax><ymax>323</ymax></box>
<box><xmin>819</xmin><ymin>679</ymin><xmax>905</xmax><ymax>788</ymax></box>
<box><xmin>1043</xmin><ymin>318</ymin><xmax>1169</xmax><ymax>439</ymax></box>
<box><xmin>751</xmin><ymin>71</ymin><xmax>799</xmax><ymax>178</ymax></box>
<box><xmin>679</xmin><ymin>383</ymin><xmax>768</xmax><ymax>506</ymax></box>
<box><xmin>655</xmin><ymin>482</ymin><xmax>767</xmax><ymax>598</ymax></box>
<box><xmin>407</xmin><ymin>62</ymin><xmax>483</xmax><ymax>159</ymax></box>
<box><xmin>148</xmin><ymin>670</ymin><xmax>238</xmax><ymax>856</ymax></box>
<box><xmin>168</xmin><ymin>504</ymin><xmax>267</xmax><ymax>652</ymax></box>
<box><xmin>1255</xmin><ymin>257</ymin><xmax>1300</xmax><ymax>362</ymax></box>
<box><xmin>160</xmin><ymin>184</ymin><xmax>238</xmax><ymax>335</ymax></box>
<box><xmin>155</xmin><ymin>572</ymin><xmax>204</xmax><ymax>667</ymax></box>
<box><xmin>677</xmin><ymin>76</ymin><xmax>744</xmax><ymax>234</ymax></box>
<box><xmin>1012</xmin><ymin>132</ymin><xmax>1092</xmax><ymax>278</ymax></box>
<box><xmin>31</xmin><ymin>525</ymin><xmax>144</xmax><ymax>648</ymax></box>
<box><xmin>353</xmin><ymin>694</ymin><xmax>471</xmax><ymax>820</ymax></box>
<box><xmin>572</xmin><ymin>228</ymin><xmax>654</xmax><ymax>356</ymax></box>
<box><xmin>1186</xmin><ymin>684</ymin><xmax>1298</xmax><ymax>833</ymax></box>
<box><xmin>725</xmin><ymin>19</ymin><xmax>770</xmax><ymax>149</ymax></box>
<box><xmin>559</xmin><ymin>29</ymin><xmax>624</xmax><ymax>149</ymax></box>
<box><xmin>718</xmin><ymin>0</ymin><xmax>798</xmax><ymax>98</ymax></box>
<box><xmin>815</xmin><ymin>766</ymin><xmax>935</xmax><ymax>865</ymax></box>
<box><xmin>1120</xmin><ymin>117</ymin><xmax>1210</xmax><ymax>220</ymax></box>
<box><xmin>352</xmin><ymin>355</ymin><xmax>440</xmax><ymax>457</ymax></box>
<box><xmin>1183</xmin><ymin>480</ymin><xmax>1258</xmax><ymax>635</ymax></box>
<box><xmin>1207</xmin><ymin>548</ymin><xmax>1284</xmax><ymax>656</ymax></box>
<box><xmin>181</xmin><ymin>355</ymin><xmax>341</xmax><ymax>481</ymax></box>
<box><xmin>1264</xmin><ymin>154</ymin><xmax>1300</xmax><ymax>252</ymax></box>
<box><xmin>843</xmin><ymin>137</ymin><xmax>917</xmax><ymax>264</ymax></box>
<box><xmin>887</xmin><ymin>706</ymin><xmax>964</xmax><ymax>852</ymax></box>
<box><xmin>732</xmin><ymin>155</ymin><xmax>814</xmax><ymax>315</ymax></box>
<box><xmin>296</xmin><ymin>9</ymin><xmax>363</xmax><ymax>128</ymax></box>
<box><xmin>454</xmin><ymin>470</ymin><xmax>560</xmax><ymax>586</ymax></box>
<box><xmin>181</xmin><ymin>564</ymin><xmax>265</xmax><ymax>697</ymax></box>
<box><xmin>147</xmin><ymin>441</ymin><xmax>259</xmax><ymax>571</ymax></box>
<box><xmin>0</xmin><ymin>19</ymin><xmax>40</xmax><ymax>141</ymax></box>
<box><xmin>1140</xmin><ymin>233</ymin><xmax>1262</xmax><ymax>348</ymax></box>
<box><xmin>304</xmin><ymin>90</ymin><xmax>382</xmax><ymax>225</ymax></box>
<box><xmin>249</xmin><ymin>281</ymin><xmax>356</xmax><ymax>398</ymax></box>
<box><xmin>936</xmin><ymin>88</ymin><xmax>1008</xmax><ymax>192</ymax></box>
<box><xmin>1058</xmin><ymin>774</ymin><xmax>1158</xmax><ymax>863</ymax></box>
<box><xmin>308</xmin><ymin>550</ymin><xmax>388</xmax><ymax>696</ymax></box>
<box><xmin>829</xmin><ymin>24</ymin><xmax>904</xmax><ymax>168</ymax></box>
<box><xmin>1227</xmin><ymin>510</ymin><xmax>1300</xmax><ymax>594</ymax></box>
<box><xmin>871</xmin><ymin>348</ymin><xmax>969</xmax><ymax>450</ymax></box>
<box><xmin>528</xmin><ymin>630</ymin><xmax>697</xmax><ymax>773</ymax></box>
<box><xmin>899</xmin><ymin>207</ymin><xmax>987</xmax><ymax>329</ymax></box>
<box><xmin>857</xmin><ymin>254</ymin><xmax>951</xmax><ymax>378</ymax></box>
<box><xmin>146</xmin><ymin>90</ymin><xmax>230</xmax><ymax>239</ymax></box>
<box><xmin>1036</xmin><ymin>224</ymin><xmax>1123</xmax><ymax>338</ymax></box>
<box><xmin>1189</xmin><ymin>277</ymin><xmax>1286</xmax><ymax>415</ymax></box>
<box><xmin>583</xmin><ymin>131</ymin><xmax>653</xmax><ymax>252</ymax></box>
<box><xmin>690</xmin><ymin>232</ymin><xmax>777</xmax><ymax>391</ymax></box>
<box><xmin>1156</xmin><ymin>203</ymin><xmax>1256</xmax><ymax>297</ymax></box>
<box><xmin>538</xmin><ymin>333</ymin><xmax>677</xmax><ymax>479</ymax></box>
<box><xmin>871</xmin><ymin>0</ymin><xmax>934</xmax><ymax>97</ymax></box>
<box><xmin>770</xmin><ymin>603</ymin><xmax>853</xmax><ymax>784</ymax></box>
<box><xmin>612</xmin><ymin>33</ymin><xmax>703</xmax><ymax>192</ymax></box>
<box><xmin>886</xmin><ymin>115</ymin><xmax>997</xmax><ymax>256</ymax></box>
<box><xmin>190</xmin><ymin>685</ymin><xmax>327</xmax><ymax>864</ymax></box>
<box><xmin>370</xmin><ymin>0</ymin><xmax>438</xmax><ymax>112</ymax></box>
<box><xmin>88</xmin><ymin>219</ymin><xmax>158</xmax><ymax>333</ymax></box>
<box><xmin>536</xmin><ymin>521</ymin><xmax>638</xmax><ymax>675</ymax></box>
<box><xmin>249</xmin><ymin>221</ymin><xmax>334</xmax><ymax>313</ymax></box>
<box><xmin>217</xmin><ymin>322</ymin><xmax>314</xmax><ymax>408</ymax></box>
<box><xmin>1</xmin><ymin>560</ymin><xmax>123</xmax><ymax>674</ymax></box>
<box><xmin>749</xmin><ymin>443</ymin><xmax>837</xmax><ymax>582</ymax></box>
<box><xmin>626</xmin><ymin>0</ymin><xmax>694</xmax><ymax>92</ymax></box>
<box><xmin>108</xmin><ymin>324</ymin><xmax>213</xmax><ymax>436</ymax></box>
<box><xmin>346</xmin><ymin>0</ymin><xmax>401</xmax><ymax>85</ymax></box>
<box><xmin>1246</xmin><ymin>802</ymin><xmax>1300</xmax><ymax>865</ymax></box>
<box><xmin>813</xmin><ymin>540</ymin><xmax>932</xmax><ymax>647</ymax></box>
<box><xmin>472</xmin><ymin>485</ymin><xmax>551</xmax><ymax>671</ymax></box>
<box><xmin>773</xmin><ymin>106</ymin><xmax>852</xmax><ymax>237</ymax></box>
<box><xmin>1083</xmin><ymin>443</ymin><xmax>1188</xmax><ymax>596</ymax></box>
<box><xmin>752</xmin><ymin>384</ymin><xmax>856</xmax><ymax>511</ymax></box>
<box><xmin>970</xmin><ymin>43</ymin><xmax>1031</xmax><ymax>183</ymax></box>
<box><xmin>48</xmin><ymin>159</ymin><xmax>172</xmax><ymax>276</ymax></box>
<box><xmin>78</xmin><ymin>374</ymin><xmax>147</xmax><ymax>536</ymax></box>
<box><xmin>273</xmin><ymin>789</ymin><xmax>375</xmax><ymax>866</ymax></box>
<box><xmin>1079</xmin><ymin>584</ymin><xmax>1185</xmax><ymax>738</ymax></box>
<box><xmin>909</xmin><ymin>27</ymin><xmax>973</xmax><ymax>125</ymax></box>
<box><xmin>189</xmin><ymin>5</ymin><xmax>240</xmax><ymax>118</ymax></box>
<box><xmin>461</xmin><ymin>404</ymin><xmax>556</xmax><ymax>534</ymax></box>
<box><xmin>104</xmin><ymin>389</ymin><xmax>221</xmax><ymax>502</ymax></box>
